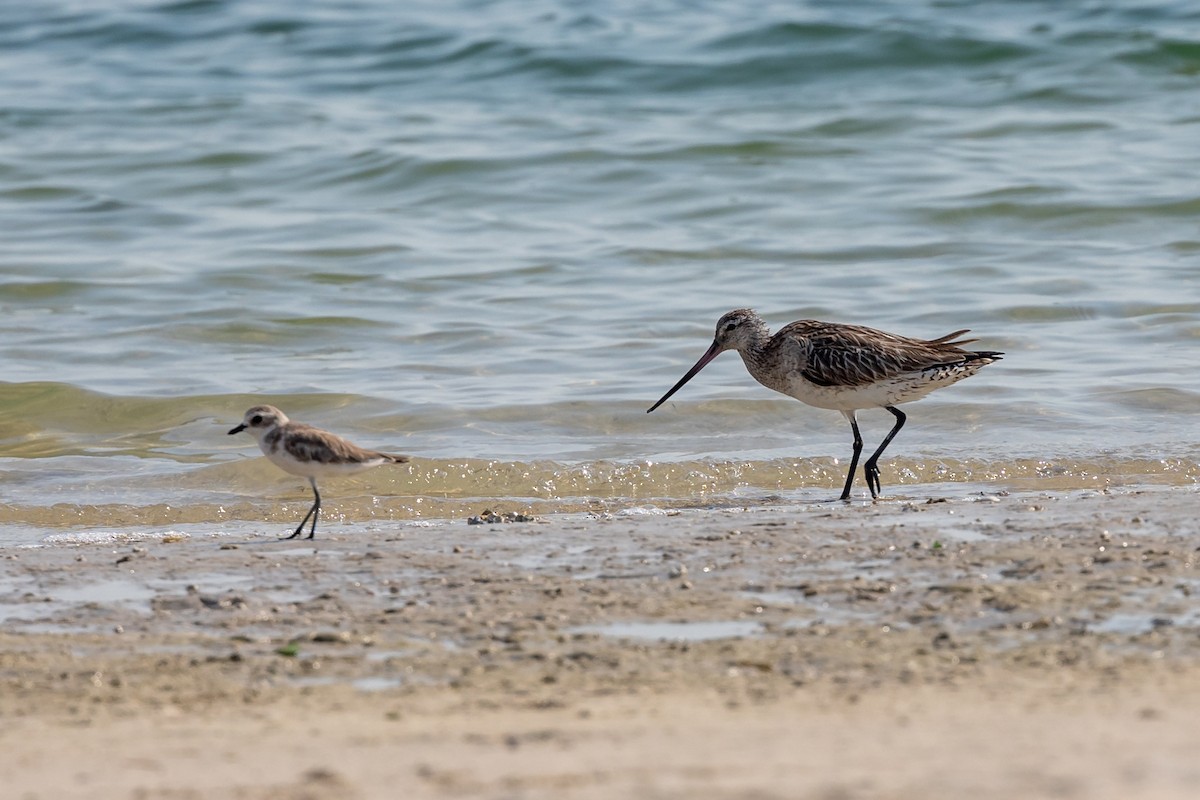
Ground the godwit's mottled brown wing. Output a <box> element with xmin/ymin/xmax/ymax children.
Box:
<box><xmin>278</xmin><ymin>424</ymin><xmax>409</xmax><ymax>466</ymax></box>
<box><xmin>778</xmin><ymin>321</ymin><xmax>981</xmax><ymax>388</ymax></box>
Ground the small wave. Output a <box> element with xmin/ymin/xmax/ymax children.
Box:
<box><xmin>1097</xmin><ymin>387</ymin><xmax>1200</xmax><ymax>413</ymax></box>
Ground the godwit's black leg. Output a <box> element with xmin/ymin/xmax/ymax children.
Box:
<box><xmin>284</xmin><ymin>479</ymin><xmax>321</xmax><ymax>540</ymax></box>
<box><xmin>863</xmin><ymin>406</ymin><xmax>906</xmax><ymax>499</ymax></box>
<box><xmin>839</xmin><ymin>411</ymin><xmax>864</xmax><ymax>501</ymax></box>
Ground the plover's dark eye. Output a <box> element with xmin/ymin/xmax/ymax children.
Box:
<box><xmin>250</xmin><ymin>415</ymin><xmax>263</xmax><ymax>425</ymax></box>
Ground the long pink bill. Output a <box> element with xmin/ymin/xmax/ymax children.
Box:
<box><xmin>647</xmin><ymin>340</ymin><xmax>722</xmax><ymax>413</ymax></box>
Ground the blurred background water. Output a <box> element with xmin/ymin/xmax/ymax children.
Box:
<box><xmin>2</xmin><ymin>0</ymin><xmax>1199</xmax><ymax>540</ymax></box>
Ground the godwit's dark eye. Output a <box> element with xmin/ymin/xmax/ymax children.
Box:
<box><xmin>723</xmin><ymin>321</ymin><xmax>740</xmax><ymax>333</ymax></box>
<box><xmin>250</xmin><ymin>415</ymin><xmax>263</xmax><ymax>425</ymax></box>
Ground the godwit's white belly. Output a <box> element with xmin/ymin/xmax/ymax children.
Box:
<box><xmin>764</xmin><ymin>362</ymin><xmax>990</xmax><ymax>412</ymax></box>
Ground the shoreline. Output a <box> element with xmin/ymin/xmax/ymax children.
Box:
<box><xmin>4</xmin><ymin>486</ymin><xmax>1200</xmax><ymax>798</ymax></box>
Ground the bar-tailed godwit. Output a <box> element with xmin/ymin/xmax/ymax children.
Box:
<box><xmin>647</xmin><ymin>309</ymin><xmax>1002</xmax><ymax>500</ymax></box>
<box><xmin>229</xmin><ymin>405</ymin><xmax>409</xmax><ymax>539</ymax></box>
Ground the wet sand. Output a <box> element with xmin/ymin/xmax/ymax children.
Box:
<box><xmin>4</xmin><ymin>486</ymin><xmax>1200</xmax><ymax>799</ymax></box>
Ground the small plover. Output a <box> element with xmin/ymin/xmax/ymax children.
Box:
<box><xmin>648</xmin><ymin>309</ymin><xmax>1002</xmax><ymax>500</ymax></box>
<box><xmin>228</xmin><ymin>405</ymin><xmax>409</xmax><ymax>540</ymax></box>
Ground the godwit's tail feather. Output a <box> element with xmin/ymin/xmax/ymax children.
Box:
<box><xmin>929</xmin><ymin>329</ymin><xmax>977</xmax><ymax>347</ymax></box>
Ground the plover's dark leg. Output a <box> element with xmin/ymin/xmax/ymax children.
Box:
<box><xmin>305</xmin><ymin>480</ymin><xmax>321</xmax><ymax>539</ymax></box>
<box><xmin>284</xmin><ymin>479</ymin><xmax>321</xmax><ymax>540</ymax></box>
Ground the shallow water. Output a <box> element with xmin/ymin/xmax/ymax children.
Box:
<box><xmin>2</xmin><ymin>1</ymin><xmax>1199</xmax><ymax>543</ymax></box>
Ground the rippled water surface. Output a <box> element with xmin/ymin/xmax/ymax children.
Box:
<box><xmin>2</xmin><ymin>1</ymin><xmax>1199</xmax><ymax>541</ymax></box>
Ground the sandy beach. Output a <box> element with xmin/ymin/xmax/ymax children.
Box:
<box><xmin>4</xmin><ymin>485</ymin><xmax>1200</xmax><ymax>799</ymax></box>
